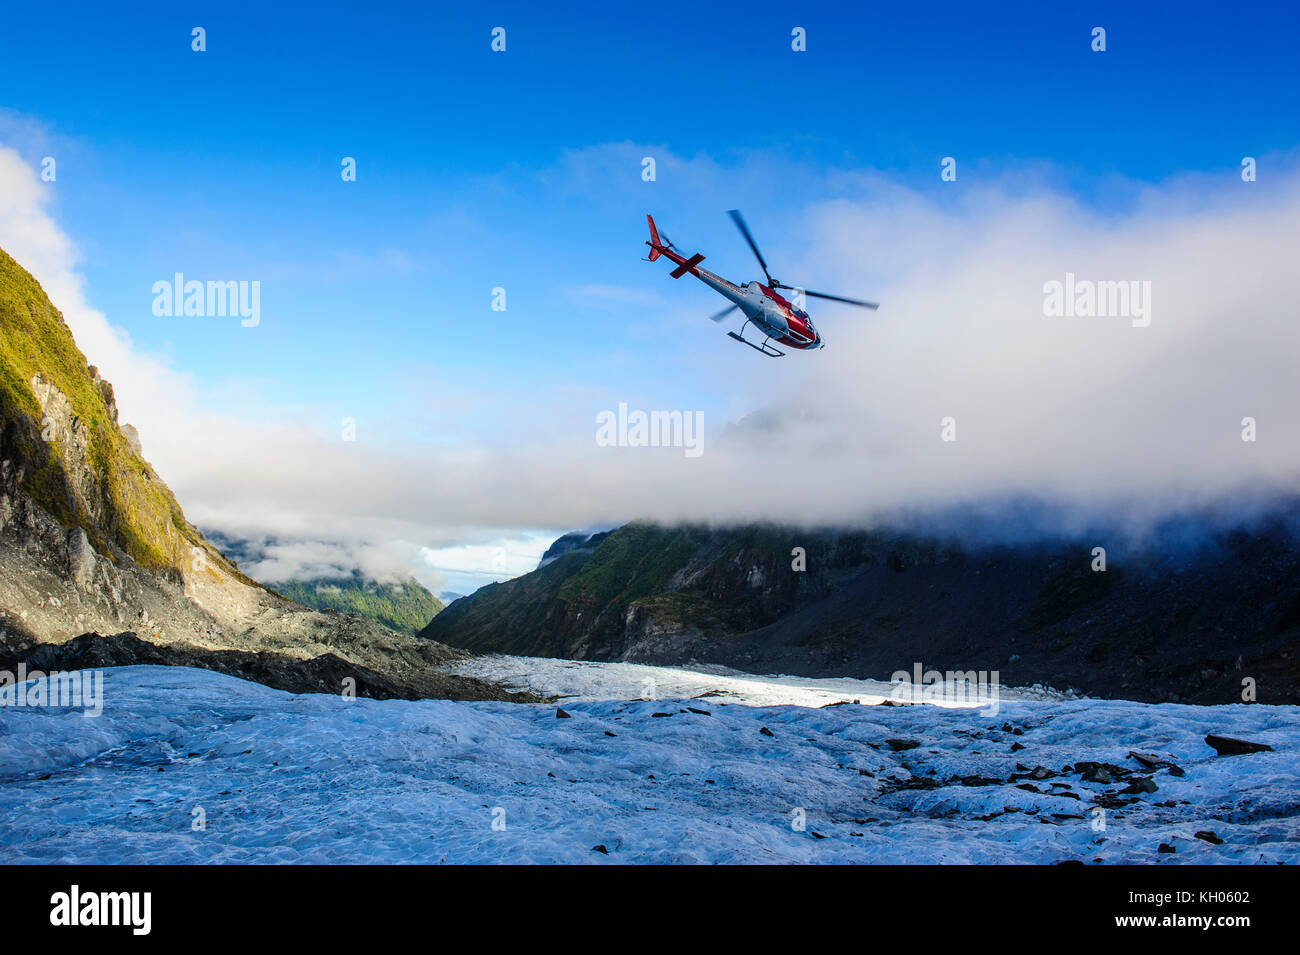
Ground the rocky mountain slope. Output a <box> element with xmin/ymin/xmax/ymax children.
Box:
<box><xmin>420</xmin><ymin>518</ymin><xmax>1300</xmax><ymax>705</ymax></box>
<box><xmin>0</xmin><ymin>246</ymin><xmax>525</xmax><ymax>702</ymax></box>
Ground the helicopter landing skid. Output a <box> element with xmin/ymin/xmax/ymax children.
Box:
<box><xmin>727</xmin><ymin>323</ymin><xmax>785</xmax><ymax>357</ymax></box>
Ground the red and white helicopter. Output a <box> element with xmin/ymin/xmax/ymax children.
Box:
<box><xmin>644</xmin><ymin>210</ymin><xmax>879</xmax><ymax>357</ymax></box>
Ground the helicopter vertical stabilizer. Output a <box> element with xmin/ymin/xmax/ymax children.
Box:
<box><xmin>646</xmin><ymin>214</ymin><xmax>663</xmax><ymax>260</ymax></box>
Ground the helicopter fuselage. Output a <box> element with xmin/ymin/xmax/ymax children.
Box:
<box><xmin>651</xmin><ymin>246</ymin><xmax>822</xmax><ymax>350</ymax></box>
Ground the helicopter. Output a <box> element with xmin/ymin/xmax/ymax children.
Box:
<box><xmin>644</xmin><ymin>210</ymin><xmax>878</xmax><ymax>357</ymax></box>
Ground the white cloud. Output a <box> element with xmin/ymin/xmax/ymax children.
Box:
<box><xmin>230</xmin><ymin>537</ymin><xmax>447</xmax><ymax>591</ymax></box>
<box><xmin>418</xmin><ymin>530</ymin><xmax>564</xmax><ymax>594</ymax></box>
<box><xmin>3</xmin><ymin>135</ymin><xmax>1297</xmax><ymax>583</ymax></box>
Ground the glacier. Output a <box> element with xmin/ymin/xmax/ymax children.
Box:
<box><xmin>1</xmin><ymin>665</ymin><xmax>1296</xmax><ymax>864</ymax></box>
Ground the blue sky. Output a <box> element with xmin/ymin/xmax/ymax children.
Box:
<box><xmin>2</xmin><ymin>1</ymin><xmax>1298</xmax><ymax>589</ymax></box>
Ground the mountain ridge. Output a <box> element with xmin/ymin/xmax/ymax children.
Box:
<box><xmin>420</xmin><ymin>518</ymin><xmax>1300</xmax><ymax>704</ymax></box>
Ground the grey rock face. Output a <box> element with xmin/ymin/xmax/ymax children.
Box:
<box><xmin>67</xmin><ymin>526</ymin><xmax>96</xmax><ymax>590</ymax></box>
<box><xmin>120</xmin><ymin>423</ymin><xmax>143</xmax><ymax>456</ymax></box>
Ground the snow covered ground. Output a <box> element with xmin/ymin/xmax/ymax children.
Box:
<box><xmin>446</xmin><ymin>653</ymin><xmax>1073</xmax><ymax>707</ymax></box>
<box><xmin>1</xmin><ymin>665</ymin><xmax>1296</xmax><ymax>864</ymax></box>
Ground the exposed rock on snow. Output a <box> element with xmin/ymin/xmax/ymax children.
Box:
<box><xmin>0</xmin><ymin>631</ymin><xmax>535</xmax><ymax>703</ymax></box>
<box><xmin>1205</xmin><ymin>734</ymin><xmax>1275</xmax><ymax>756</ymax></box>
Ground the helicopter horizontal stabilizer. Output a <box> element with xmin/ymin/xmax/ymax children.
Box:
<box><xmin>670</xmin><ymin>253</ymin><xmax>704</xmax><ymax>278</ymax></box>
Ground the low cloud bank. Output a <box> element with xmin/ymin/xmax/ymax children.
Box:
<box><xmin>3</xmin><ymin>140</ymin><xmax>1297</xmax><ymax>586</ymax></box>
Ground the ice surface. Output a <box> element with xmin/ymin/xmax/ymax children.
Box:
<box><xmin>1</xmin><ymin>665</ymin><xmax>1296</xmax><ymax>864</ymax></box>
<box><xmin>447</xmin><ymin>653</ymin><xmax>1073</xmax><ymax>707</ymax></box>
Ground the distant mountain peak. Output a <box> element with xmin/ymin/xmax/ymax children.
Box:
<box><xmin>537</xmin><ymin>527</ymin><xmax>617</xmax><ymax>569</ymax></box>
<box><xmin>271</xmin><ymin>575</ymin><xmax>444</xmax><ymax>635</ymax></box>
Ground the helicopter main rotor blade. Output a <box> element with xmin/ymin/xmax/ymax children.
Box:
<box><xmin>801</xmin><ymin>289</ymin><xmax>880</xmax><ymax>310</ymax></box>
<box><xmin>709</xmin><ymin>303</ymin><xmax>739</xmax><ymax>322</ymax></box>
<box><xmin>727</xmin><ymin>210</ymin><xmax>773</xmax><ymax>285</ymax></box>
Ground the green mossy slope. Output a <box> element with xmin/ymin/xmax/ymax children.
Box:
<box><xmin>0</xmin><ymin>246</ymin><xmax>240</xmax><ymax>581</ymax></box>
